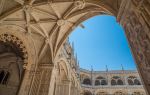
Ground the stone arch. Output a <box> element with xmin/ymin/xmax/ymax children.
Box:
<box><xmin>80</xmin><ymin>73</ymin><xmax>91</xmax><ymax>85</ymax></box>
<box><xmin>128</xmin><ymin>79</ymin><xmax>134</xmax><ymax>85</ymax></box>
<box><xmin>95</xmin><ymin>76</ymin><xmax>107</xmax><ymax>86</ymax></box>
<box><xmin>117</xmin><ymin>79</ymin><xmax>124</xmax><ymax>85</ymax></box>
<box><xmin>52</xmin><ymin>0</ymin><xmax>122</xmax><ymax>57</ymax></box>
<box><xmin>82</xmin><ymin>77</ymin><xmax>92</xmax><ymax>85</ymax></box>
<box><xmin>111</xmin><ymin>76</ymin><xmax>123</xmax><ymax>85</ymax></box>
<box><xmin>127</xmin><ymin>76</ymin><xmax>136</xmax><ymax>85</ymax></box>
<box><xmin>0</xmin><ymin>0</ymin><xmax>150</xmax><ymax>94</ymax></box>
<box><xmin>111</xmin><ymin>79</ymin><xmax>116</xmax><ymax>85</ymax></box>
<box><xmin>134</xmin><ymin>79</ymin><xmax>141</xmax><ymax>85</ymax></box>
<box><xmin>0</xmin><ymin>34</ymin><xmax>27</xmax><ymax>95</ymax></box>
<box><xmin>127</xmin><ymin>76</ymin><xmax>141</xmax><ymax>85</ymax></box>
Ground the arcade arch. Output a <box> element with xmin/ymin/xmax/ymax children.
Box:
<box><xmin>0</xmin><ymin>0</ymin><xmax>149</xmax><ymax>95</ymax></box>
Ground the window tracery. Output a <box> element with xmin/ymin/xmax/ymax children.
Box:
<box><xmin>0</xmin><ymin>70</ymin><xmax>10</xmax><ymax>85</ymax></box>
<box><xmin>111</xmin><ymin>76</ymin><xmax>124</xmax><ymax>85</ymax></box>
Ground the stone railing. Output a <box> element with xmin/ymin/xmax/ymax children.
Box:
<box><xmin>81</xmin><ymin>84</ymin><xmax>144</xmax><ymax>89</ymax></box>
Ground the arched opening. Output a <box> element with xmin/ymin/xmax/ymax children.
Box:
<box><xmin>95</xmin><ymin>76</ymin><xmax>107</xmax><ymax>86</ymax></box>
<box><xmin>134</xmin><ymin>79</ymin><xmax>141</xmax><ymax>85</ymax></box>
<box><xmin>0</xmin><ymin>0</ymin><xmax>149</xmax><ymax>94</ymax></box>
<box><xmin>95</xmin><ymin>80</ymin><xmax>100</xmax><ymax>86</ymax></box>
<box><xmin>128</xmin><ymin>76</ymin><xmax>139</xmax><ymax>85</ymax></box>
<box><xmin>2</xmin><ymin>72</ymin><xmax>10</xmax><ymax>85</ymax></box>
<box><xmin>83</xmin><ymin>78</ymin><xmax>91</xmax><ymax>85</ymax></box>
<box><xmin>111</xmin><ymin>79</ymin><xmax>117</xmax><ymax>86</ymax></box>
<box><xmin>68</xmin><ymin>12</ymin><xmax>149</xmax><ymax>94</ymax></box>
<box><xmin>128</xmin><ymin>79</ymin><xmax>134</xmax><ymax>85</ymax></box>
<box><xmin>0</xmin><ymin>70</ymin><xmax>5</xmax><ymax>83</ymax></box>
<box><xmin>111</xmin><ymin>76</ymin><xmax>123</xmax><ymax>86</ymax></box>
<box><xmin>101</xmin><ymin>80</ymin><xmax>107</xmax><ymax>85</ymax></box>
<box><xmin>0</xmin><ymin>40</ymin><xmax>25</xmax><ymax>95</ymax></box>
<box><xmin>117</xmin><ymin>79</ymin><xmax>124</xmax><ymax>85</ymax></box>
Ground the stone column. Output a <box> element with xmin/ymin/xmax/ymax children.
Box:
<box><xmin>124</xmin><ymin>76</ymin><xmax>128</xmax><ymax>86</ymax></box>
<box><xmin>27</xmin><ymin>64</ymin><xmax>54</xmax><ymax>95</ymax></box>
<box><xmin>71</xmin><ymin>86</ymin><xmax>78</xmax><ymax>95</ymax></box>
<box><xmin>107</xmin><ymin>75</ymin><xmax>111</xmax><ymax>86</ymax></box>
<box><xmin>18</xmin><ymin>69</ymin><xmax>30</xmax><ymax>95</ymax></box>
<box><xmin>55</xmin><ymin>80</ymin><xmax>70</xmax><ymax>95</ymax></box>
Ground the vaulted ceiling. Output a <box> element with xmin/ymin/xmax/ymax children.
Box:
<box><xmin>0</xmin><ymin>0</ymin><xmax>121</xmax><ymax>64</ymax></box>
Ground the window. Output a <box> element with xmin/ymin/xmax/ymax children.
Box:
<box><xmin>83</xmin><ymin>78</ymin><xmax>91</xmax><ymax>85</ymax></box>
<box><xmin>95</xmin><ymin>80</ymin><xmax>100</xmax><ymax>85</ymax></box>
<box><xmin>117</xmin><ymin>79</ymin><xmax>123</xmax><ymax>85</ymax></box>
<box><xmin>0</xmin><ymin>70</ymin><xmax>10</xmax><ymax>85</ymax></box>
<box><xmin>111</xmin><ymin>76</ymin><xmax>124</xmax><ymax>86</ymax></box>
<box><xmin>95</xmin><ymin>76</ymin><xmax>107</xmax><ymax>86</ymax></box>
<box><xmin>111</xmin><ymin>79</ymin><xmax>117</xmax><ymax>85</ymax></box>
<box><xmin>128</xmin><ymin>79</ymin><xmax>134</xmax><ymax>85</ymax></box>
<box><xmin>0</xmin><ymin>70</ymin><xmax>5</xmax><ymax>83</ymax></box>
<box><xmin>134</xmin><ymin>79</ymin><xmax>141</xmax><ymax>85</ymax></box>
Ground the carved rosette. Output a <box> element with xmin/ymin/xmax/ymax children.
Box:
<box><xmin>74</xmin><ymin>0</ymin><xmax>85</xmax><ymax>9</ymax></box>
<box><xmin>0</xmin><ymin>33</ymin><xmax>28</xmax><ymax>69</ymax></box>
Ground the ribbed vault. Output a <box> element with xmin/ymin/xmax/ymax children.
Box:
<box><xmin>0</xmin><ymin>0</ymin><xmax>121</xmax><ymax>63</ymax></box>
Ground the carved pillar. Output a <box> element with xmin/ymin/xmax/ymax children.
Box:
<box><xmin>18</xmin><ymin>69</ymin><xmax>30</xmax><ymax>95</ymax></box>
<box><xmin>71</xmin><ymin>86</ymin><xmax>79</xmax><ymax>95</ymax></box>
<box><xmin>55</xmin><ymin>80</ymin><xmax>70</xmax><ymax>95</ymax></box>
<box><xmin>124</xmin><ymin>76</ymin><xmax>128</xmax><ymax>85</ymax></box>
<box><xmin>108</xmin><ymin>75</ymin><xmax>111</xmax><ymax>86</ymax></box>
<box><xmin>28</xmin><ymin>64</ymin><xmax>53</xmax><ymax>95</ymax></box>
<box><xmin>117</xmin><ymin>0</ymin><xmax>150</xmax><ymax>94</ymax></box>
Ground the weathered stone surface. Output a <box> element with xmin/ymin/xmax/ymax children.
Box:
<box><xmin>0</xmin><ymin>0</ymin><xmax>149</xmax><ymax>95</ymax></box>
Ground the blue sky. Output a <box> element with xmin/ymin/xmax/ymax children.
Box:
<box><xmin>69</xmin><ymin>15</ymin><xmax>137</xmax><ymax>71</ymax></box>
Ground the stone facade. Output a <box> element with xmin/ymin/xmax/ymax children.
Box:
<box><xmin>80</xmin><ymin>68</ymin><xmax>146</xmax><ymax>95</ymax></box>
<box><xmin>0</xmin><ymin>0</ymin><xmax>150</xmax><ymax>95</ymax></box>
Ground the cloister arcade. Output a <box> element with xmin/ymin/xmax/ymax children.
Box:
<box><xmin>80</xmin><ymin>69</ymin><xmax>146</xmax><ymax>95</ymax></box>
<box><xmin>0</xmin><ymin>0</ymin><xmax>149</xmax><ymax>95</ymax></box>
<box><xmin>80</xmin><ymin>74</ymin><xmax>142</xmax><ymax>86</ymax></box>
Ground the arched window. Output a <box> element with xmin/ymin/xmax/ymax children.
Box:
<box><xmin>95</xmin><ymin>76</ymin><xmax>107</xmax><ymax>86</ymax></box>
<box><xmin>0</xmin><ymin>71</ymin><xmax>10</xmax><ymax>85</ymax></box>
<box><xmin>111</xmin><ymin>76</ymin><xmax>124</xmax><ymax>86</ymax></box>
<box><xmin>95</xmin><ymin>80</ymin><xmax>100</xmax><ymax>85</ymax></box>
<box><xmin>2</xmin><ymin>72</ymin><xmax>10</xmax><ymax>84</ymax></box>
<box><xmin>0</xmin><ymin>70</ymin><xmax>5</xmax><ymax>83</ymax></box>
<box><xmin>101</xmin><ymin>80</ymin><xmax>107</xmax><ymax>85</ymax></box>
<box><xmin>134</xmin><ymin>79</ymin><xmax>141</xmax><ymax>85</ymax></box>
<box><xmin>117</xmin><ymin>79</ymin><xmax>123</xmax><ymax>85</ymax></box>
<box><xmin>83</xmin><ymin>78</ymin><xmax>91</xmax><ymax>85</ymax></box>
<box><xmin>128</xmin><ymin>79</ymin><xmax>134</xmax><ymax>85</ymax></box>
<box><xmin>111</xmin><ymin>79</ymin><xmax>117</xmax><ymax>85</ymax></box>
